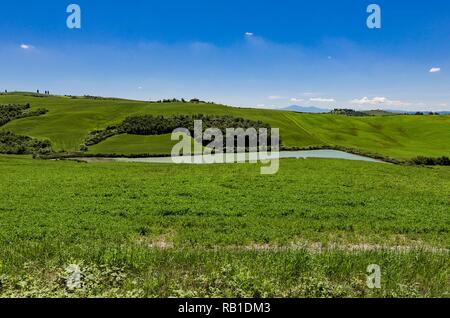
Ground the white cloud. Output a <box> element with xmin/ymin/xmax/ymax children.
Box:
<box><xmin>350</xmin><ymin>96</ymin><xmax>411</xmax><ymax>107</ymax></box>
<box><xmin>310</xmin><ymin>97</ymin><xmax>335</xmax><ymax>103</ymax></box>
<box><xmin>137</xmin><ymin>86</ymin><xmax>143</xmax><ymax>90</ymax></box>
<box><xmin>256</xmin><ymin>104</ymin><xmax>266</xmax><ymax>108</ymax></box>
<box><xmin>439</xmin><ymin>103</ymin><xmax>448</xmax><ymax>107</ymax></box>
<box><xmin>290</xmin><ymin>98</ymin><xmax>305</xmax><ymax>103</ymax></box>
<box><xmin>245</xmin><ymin>32</ymin><xmax>254</xmax><ymax>37</ymax></box>
<box><xmin>20</xmin><ymin>44</ymin><xmax>33</xmax><ymax>50</ymax></box>
<box><xmin>350</xmin><ymin>96</ymin><xmax>386</xmax><ymax>105</ymax></box>
<box><xmin>429</xmin><ymin>67</ymin><xmax>441</xmax><ymax>73</ymax></box>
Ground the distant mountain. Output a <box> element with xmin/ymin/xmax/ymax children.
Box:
<box><xmin>281</xmin><ymin>105</ymin><xmax>330</xmax><ymax>113</ymax></box>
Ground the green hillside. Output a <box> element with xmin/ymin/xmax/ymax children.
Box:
<box><xmin>1</xmin><ymin>155</ymin><xmax>449</xmax><ymax>297</ymax></box>
<box><xmin>1</xmin><ymin>93</ymin><xmax>449</xmax><ymax>160</ymax></box>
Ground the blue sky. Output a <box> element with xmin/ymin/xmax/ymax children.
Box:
<box><xmin>1</xmin><ymin>0</ymin><xmax>449</xmax><ymax>110</ymax></box>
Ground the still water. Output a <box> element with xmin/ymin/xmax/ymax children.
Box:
<box><xmin>78</xmin><ymin>150</ymin><xmax>384</xmax><ymax>164</ymax></box>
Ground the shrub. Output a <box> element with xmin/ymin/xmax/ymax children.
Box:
<box><xmin>0</xmin><ymin>131</ymin><xmax>52</xmax><ymax>155</ymax></box>
<box><xmin>0</xmin><ymin>104</ymin><xmax>48</xmax><ymax>127</ymax></box>
<box><xmin>410</xmin><ymin>156</ymin><xmax>450</xmax><ymax>166</ymax></box>
<box><xmin>84</xmin><ymin>126</ymin><xmax>120</xmax><ymax>146</ymax></box>
<box><xmin>330</xmin><ymin>109</ymin><xmax>370</xmax><ymax>117</ymax></box>
<box><xmin>84</xmin><ymin>115</ymin><xmax>276</xmax><ymax>149</ymax></box>
<box><xmin>120</xmin><ymin>114</ymin><xmax>272</xmax><ymax>136</ymax></box>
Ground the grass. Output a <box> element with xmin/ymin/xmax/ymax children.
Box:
<box><xmin>0</xmin><ymin>155</ymin><xmax>448</xmax><ymax>297</ymax></box>
<box><xmin>0</xmin><ymin>93</ymin><xmax>448</xmax><ymax>297</ymax></box>
<box><xmin>1</xmin><ymin>93</ymin><xmax>449</xmax><ymax>160</ymax></box>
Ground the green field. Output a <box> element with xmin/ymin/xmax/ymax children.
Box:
<box><xmin>0</xmin><ymin>155</ymin><xmax>448</xmax><ymax>297</ymax></box>
<box><xmin>1</xmin><ymin>93</ymin><xmax>449</xmax><ymax>160</ymax></box>
<box><xmin>0</xmin><ymin>93</ymin><xmax>449</xmax><ymax>298</ymax></box>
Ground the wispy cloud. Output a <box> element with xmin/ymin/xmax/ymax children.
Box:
<box><xmin>429</xmin><ymin>67</ymin><xmax>441</xmax><ymax>73</ymax></box>
<box><xmin>310</xmin><ymin>97</ymin><xmax>335</xmax><ymax>103</ymax></box>
<box><xmin>20</xmin><ymin>44</ymin><xmax>33</xmax><ymax>50</ymax></box>
<box><xmin>350</xmin><ymin>96</ymin><xmax>410</xmax><ymax>107</ymax></box>
<box><xmin>290</xmin><ymin>98</ymin><xmax>305</xmax><ymax>102</ymax></box>
<box><xmin>244</xmin><ymin>32</ymin><xmax>254</xmax><ymax>37</ymax></box>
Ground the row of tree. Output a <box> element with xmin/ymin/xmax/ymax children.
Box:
<box><xmin>0</xmin><ymin>131</ymin><xmax>52</xmax><ymax>155</ymax></box>
<box><xmin>36</xmin><ymin>90</ymin><xmax>51</xmax><ymax>95</ymax></box>
<box><xmin>83</xmin><ymin>114</ymin><xmax>274</xmax><ymax>149</ymax></box>
<box><xmin>120</xmin><ymin>114</ymin><xmax>272</xmax><ymax>136</ymax></box>
<box><xmin>410</xmin><ymin>156</ymin><xmax>450</xmax><ymax>166</ymax></box>
<box><xmin>331</xmin><ymin>109</ymin><xmax>368</xmax><ymax>116</ymax></box>
<box><xmin>0</xmin><ymin>104</ymin><xmax>48</xmax><ymax>127</ymax></box>
<box><xmin>152</xmin><ymin>98</ymin><xmax>210</xmax><ymax>104</ymax></box>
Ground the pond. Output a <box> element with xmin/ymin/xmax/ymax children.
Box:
<box><xmin>75</xmin><ymin>150</ymin><xmax>385</xmax><ymax>164</ymax></box>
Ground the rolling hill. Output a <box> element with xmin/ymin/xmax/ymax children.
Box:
<box><xmin>0</xmin><ymin>93</ymin><xmax>449</xmax><ymax>160</ymax></box>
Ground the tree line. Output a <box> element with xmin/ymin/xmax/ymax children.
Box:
<box><xmin>409</xmin><ymin>156</ymin><xmax>450</xmax><ymax>166</ymax></box>
<box><xmin>84</xmin><ymin>114</ymin><xmax>273</xmax><ymax>148</ymax></box>
<box><xmin>0</xmin><ymin>131</ymin><xmax>52</xmax><ymax>155</ymax></box>
<box><xmin>0</xmin><ymin>104</ymin><xmax>48</xmax><ymax>127</ymax></box>
<box><xmin>152</xmin><ymin>98</ymin><xmax>211</xmax><ymax>104</ymax></box>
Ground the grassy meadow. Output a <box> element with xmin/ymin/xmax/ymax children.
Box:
<box><xmin>0</xmin><ymin>93</ymin><xmax>449</xmax><ymax>298</ymax></box>
<box><xmin>0</xmin><ymin>155</ymin><xmax>448</xmax><ymax>297</ymax></box>
<box><xmin>1</xmin><ymin>93</ymin><xmax>449</xmax><ymax>160</ymax></box>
